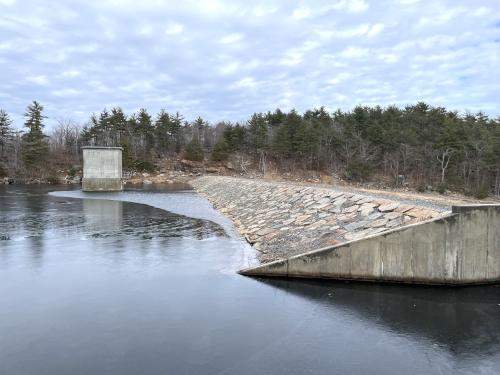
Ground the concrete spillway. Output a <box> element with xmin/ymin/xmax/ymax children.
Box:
<box><xmin>240</xmin><ymin>205</ymin><xmax>500</xmax><ymax>285</ymax></box>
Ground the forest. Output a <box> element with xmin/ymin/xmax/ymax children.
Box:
<box><xmin>1</xmin><ymin>101</ymin><xmax>499</xmax><ymax>198</ymax></box>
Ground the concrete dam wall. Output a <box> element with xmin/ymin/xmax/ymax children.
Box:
<box><xmin>240</xmin><ymin>205</ymin><xmax>500</xmax><ymax>285</ymax></box>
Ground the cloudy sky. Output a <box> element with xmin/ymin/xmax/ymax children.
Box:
<box><xmin>1</xmin><ymin>0</ymin><xmax>499</xmax><ymax>128</ymax></box>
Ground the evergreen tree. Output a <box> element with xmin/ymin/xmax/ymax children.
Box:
<box><xmin>273</xmin><ymin>109</ymin><xmax>302</xmax><ymax>158</ymax></box>
<box><xmin>248</xmin><ymin>113</ymin><xmax>268</xmax><ymax>153</ymax></box>
<box><xmin>22</xmin><ymin>101</ymin><xmax>48</xmax><ymax>170</ymax></box>
<box><xmin>185</xmin><ymin>137</ymin><xmax>203</xmax><ymax>161</ymax></box>
<box><xmin>136</xmin><ymin>108</ymin><xmax>154</xmax><ymax>159</ymax></box>
<box><xmin>0</xmin><ymin>109</ymin><xmax>13</xmax><ymax>158</ymax></box>
<box><xmin>155</xmin><ymin>109</ymin><xmax>172</xmax><ymax>154</ymax></box>
<box><xmin>109</xmin><ymin>107</ymin><xmax>127</xmax><ymax>145</ymax></box>
<box><xmin>211</xmin><ymin>138</ymin><xmax>230</xmax><ymax>161</ymax></box>
<box><xmin>171</xmin><ymin>112</ymin><xmax>183</xmax><ymax>153</ymax></box>
<box><xmin>193</xmin><ymin>116</ymin><xmax>207</xmax><ymax>144</ymax></box>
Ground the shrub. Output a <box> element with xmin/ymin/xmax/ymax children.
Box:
<box><xmin>436</xmin><ymin>183</ymin><xmax>447</xmax><ymax>194</ymax></box>
<box><xmin>134</xmin><ymin>160</ymin><xmax>156</xmax><ymax>172</ymax></box>
<box><xmin>345</xmin><ymin>160</ymin><xmax>372</xmax><ymax>182</ymax></box>
<box><xmin>68</xmin><ymin>167</ymin><xmax>77</xmax><ymax>178</ymax></box>
<box><xmin>416</xmin><ymin>183</ymin><xmax>426</xmax><ymax>193</ymax></box>
<box><xmin>472</xmin><ymin>185</ymin><xmax>490</xmax><ymax>199</ymax></box>
<box><xmin>46</xmin><ymin>175</ymin><xmax>60</xmax><ymax>184</ymax></box>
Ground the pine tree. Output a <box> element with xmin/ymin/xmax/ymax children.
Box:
<box><xmin>109</xmin><ymin>107</ymin><xmax>127</xmax><ymax>145</ymax></box>
<box><xmin>171</xmin><ymin>112</ymin><xmax>183</xmax><ymax>153</ymax></box>
<box><xmin>136</xmin><ymin>108</ymin><xmax>154</xmax><ymax>159</ymax></box>
<box><xmin>248</xmin><ymin>113</ymin><xmax>268</xmax><ymax>153</ymax></box>
<box><xmin>22</xmin><ymin>101</ymin><xmax>48</xmax><ymax>170</ymax></box>
<box><xmin>155</xmin><ymin>109</ymin><xmax>172</xmax><ymax>154</ymax></box>
<box><xmin>193</xmin><ymin>116</ymin><xmax>206</xmax><ymax>144</ymax></box>
<box><xmin>211</xmin><ymin>138</ymin><xmax>229</xmax><ymax>161</ymax></box>
<box><xmin>0</xmin><ymin>109</ymin><xmax>13</xmax><ymax>159</ymax></box>
<box><xmin>185</xmin><ymin>137</ymin><xmax>203</xmax><ymax>161</ymax></box>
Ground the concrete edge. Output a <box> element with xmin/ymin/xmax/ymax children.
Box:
<box><xmin>82</xmin><ymin>146</ymin><xmax>124</xmax><ymax>150</ymax></box>
<box><xmin>240</xmin><ymin>273</ymin><xmax>500</xmax><ymax>286</ymax></box>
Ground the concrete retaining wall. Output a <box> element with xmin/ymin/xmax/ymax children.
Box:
<box><xmin>82</xmin><ymin>147</ymin><xmax>122</xmax><ymax>192</ymax></box>
<box><xmin>240</xmin><ymin>205</ymin><xmax>500</xmax><ymax>285</ymax></box>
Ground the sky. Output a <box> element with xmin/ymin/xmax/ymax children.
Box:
<box><xmin>0</xmin><ymin>0</ymin><xmax>499</xmax><ymax>128</ymax></box>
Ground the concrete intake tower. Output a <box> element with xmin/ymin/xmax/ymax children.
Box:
<box><xmin>82</xmin><ymin>146</ymin><xmax>123</xmax><ymax>192</ymax></box>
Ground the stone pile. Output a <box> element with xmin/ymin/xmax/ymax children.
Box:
<box><xmin>191</xmin><ymin>176</ymin><xmax>447</xmax><ymax>262</ymax></box>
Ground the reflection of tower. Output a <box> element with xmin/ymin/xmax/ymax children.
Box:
<box><xmin>83</xmin><ymin>199</ymin><xmax>123</xmax><ymax>232</ymax></box>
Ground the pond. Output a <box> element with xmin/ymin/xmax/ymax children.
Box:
<box><xmin>1</xmin><ymin>185</ymin><xmax>499</xmax><ymax>375</ymax></box>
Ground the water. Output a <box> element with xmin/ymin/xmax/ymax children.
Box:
<box><xmin>1</xmin><ymin>185</ymin><xmax>499</xmax><ymax>375</ymax></box>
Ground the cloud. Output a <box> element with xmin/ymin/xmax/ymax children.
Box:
<box><xmin>60</xmin><ymin>70</ymin><xmax>82</xmax><ymax>78</ymax></box>
<box><xmin>340</xmin><ymin>46</ymin><xmax>369</xmax><ymax>58</ymax></box>
<box><xmin>165</xmin><ymin>22</ymin><xmax>184</xmax><ymax>35</ymax></box>
<box><xmin>0</xmin><ymin>0</ymin><xmax>498</xmax><ymax>128</ymax></box>
<box><xmin>231</xmin><ymin>77</ymin><xmax>259</xmax><ymax>89</ymax></box>
<box><xmin>219</xmin><ymin>33</ymin><xmax>244</xmax><ymax>44</ymax></box>
<box><xmin>219</xmin><ymin>62</ymin><xmax>240</xmax><ymax>75</ymax></box>
<box><xmin>26</xmin><ymin>75</ymin><xmax>49</xmax><ymax>86</ymax></box>
<box><xmin>52</xmin><ymin>88</ymin><xmax>81</xmax><ymax>97</ymax></box>
<box><xmin>292</xmin><ymin>6</ymin><xmax>312</xmax><ymax>19</ymax></box>
<box><xmin>328</xmin><ymin>72</ymin><xmax>352</xmax><ymax>84</ymax></box>
<box><xmin>332</xmin><ymin>0</ymin><xmax>369</xmax><ymax>13</ymax></box>
<box><xmin>366</xmin><ymin>23</ymin><xmax>384</xmax><ymax>37</ymax></box>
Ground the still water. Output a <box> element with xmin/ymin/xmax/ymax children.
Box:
<box><xmin>1</xmin><ymin>185</ymin><xmax>499</xmax><ymax>375</ymax></box>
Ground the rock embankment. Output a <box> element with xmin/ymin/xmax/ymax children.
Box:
<box><xmin>191</xmin><ymin>176</ymin><xmax>448</xmax><ymax>262</ymax></box>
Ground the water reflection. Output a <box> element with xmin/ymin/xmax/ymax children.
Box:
<box><xmin>0</xmin><ymin>185</ymin><xmax>226</xmax><ymax>244</ymax></box>
<box><xmin>83</xmin><ymin>199</ymin><xmax>123</xmax><ymax>233</ymax></box>
<box><xmin>259</xmin><ymin>278</ymin><xmax>500</xmax><ymax>357</ymax></box>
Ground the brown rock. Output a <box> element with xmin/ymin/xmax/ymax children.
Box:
<box><xmin>405</xmin><ymin>208</ymin><xmax>434</xmax><ymax>220</ymax></box>
<box><xmin>384</xmin><ymin>211</ymin><xmax>403</xmax><ymax>220</ymax></box>
<box><xmin>338</xmin><ymin>212</ymin><xmax>358</xmax><ymax>223</ymax></box>
<box><xmin>368</xmin><ymin>218</ymin><xmax>389</xmax><ymax>228</ymax></box>
<box><xmin>264</xmin><ymin>231</ymin><xmax>280</xmax><ymax>241</ymax></box>
<box><xmin>343</xmin><ymin>205</ymin><xmax>360</xmax><ymax>213</ymax></box>
<box><xmin>360</xmin><ymin>207</ymin><xmax>375</xmax><ymax>216</ymax></box>
<box><xmin>378</xmin><ymin>202</ymin><xmax>400</xmax><ymax>212</ymax></box>
<box><xmin>328</xmin><ymin>192</ymin><xmax>344</xmax><ymax>199</ymax></box>
<box><xmin>294</xmin><ymin>214</ymin><xmax>312</xmax><ymax>224</ymax></box>
<box><xmin>357</xmin><ymin>197</ymin><xmax>375</xmax><ymax>205</ymax></box>
<box><xmin>386</xmin><ymin>218</ymin><xmax>403</xmax><ymax>228</ymax></box>
<box><xmin>205</xmin><ymin>167</ymin><xmax>220</xmax><ymax>173</ymax></box>
<box><xmin>257</xmin><ymin>227</ymin><xmax>274</xmax><ymax>236</ymax></box>
<box><xmin>394</xmin><ymin>204</ymin><xmax>414</xmax><ymax>213</ymax></box>
<box><xmin>282</xmin><ymin>218</ymin><xmax>296</xmax><ymax>226</ymax></box>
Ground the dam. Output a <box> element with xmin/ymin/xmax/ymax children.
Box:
<box><xmin>192</xmin><ymin>176</ymin><xmax>500</xmax><ymax>285</ymax></box>
<box><xmin>82</xmin><ymin>146</ymin><xmax>123</xmax><ymax>192</ymax></box>
<box><xmin>240</xmin><ymin>205</ymin><xmax>500</xmax><ymax>285</ymax></box>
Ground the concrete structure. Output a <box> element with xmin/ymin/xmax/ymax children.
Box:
<box><xmin>191</xmin><ymin>176</ymin><xmax>445</xmax><ymax>262</ymax></box>
<box><xmin>240</xmin><ymin>205</ymin><xmax>500</xmax><ymax>285</ymax></box>
<box><xmin>82</xmin><ymin>147</ymin><xmax>123</xmax><ymax>192</ymax></box>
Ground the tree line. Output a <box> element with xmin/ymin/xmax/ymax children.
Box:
<box><xmin>1</xmin><ymin>101</ymin><xmax>499</xmax><ymax>197</ymax></box>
